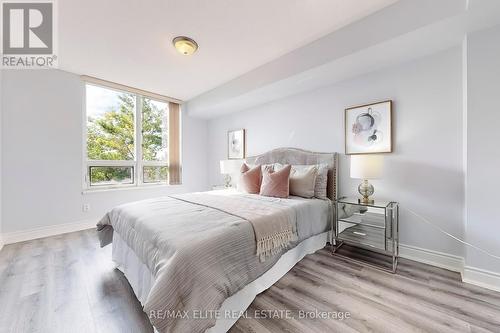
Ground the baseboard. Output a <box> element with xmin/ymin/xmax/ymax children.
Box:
<box><xmin>399</xmin><ymin>243</ymin><xmax>464</xmax><ymax>274</ymax></box>
<box><xmin>463</xmin><ymin>266</ymin><xmax>500</xmax><ymax>292</ymax></box>
<box><xmin>2</xmin><ymin>219</ymin><xmax>97</xmax><ymax>245</ymax></box>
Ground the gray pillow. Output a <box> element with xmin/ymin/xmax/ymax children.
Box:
<box><xmin>313</xmin><ymin>164</ymin><xmax>329</xmax><ymax>199</ymax></box>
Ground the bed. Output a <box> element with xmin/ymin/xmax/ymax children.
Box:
<box><xmin>97</xmin><ymin>148</ymin><xmax>339</xmax><ymax>333</ymax></box>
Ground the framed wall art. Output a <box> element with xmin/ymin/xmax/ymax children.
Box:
<box><xmin>227</xmin><ymin>129</ymin><xmax>246</xmax><ymax>159</ymax></box>
<box><xmin>345</xmin><ymin>100</ymin><xmax>392</xmax><ymax>155</ymax></box>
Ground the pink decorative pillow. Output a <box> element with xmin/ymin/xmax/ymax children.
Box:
<box><xmin>260</xmin><ymin>164</ymin><xmax>292</xmax><ymax>198</ymax></box>
<box><xmin>239</xmin><ymin>163</ymin><xmax>262</xmax><ymax>194</ymax></box>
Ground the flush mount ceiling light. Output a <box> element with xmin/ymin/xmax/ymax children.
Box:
<box><xmin>172</xmin><ymin>36</ymin><xmax>198</xmax><ymax>56</ymax></box>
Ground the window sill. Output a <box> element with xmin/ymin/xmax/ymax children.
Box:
<box><xmin>82</xmin><ymin>183</ymin><xmax>183</xmax><ymax>195</ymax></box>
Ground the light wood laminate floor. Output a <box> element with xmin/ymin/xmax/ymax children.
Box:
<box><xmin>0</xmin><ymin>229</ymin><xmax>499</xmax><ymax>333</ymax></box>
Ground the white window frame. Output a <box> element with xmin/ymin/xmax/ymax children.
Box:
<box><xmin>82</xmin><ymin>78</ymin><xmax>179</xmax><ymax>191</ymax></box>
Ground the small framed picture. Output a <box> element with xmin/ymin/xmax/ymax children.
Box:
<box><xmin>227</xmin><ymin>129</ymin><xmax>246</xmax><ymax>159</ymax></box>
<box><xmin>345</xmin><ymin>100</ymin><xmax>392</xmax><ymax>155</ymax></box>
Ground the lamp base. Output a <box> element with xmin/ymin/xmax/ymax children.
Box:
<box><xmin>358</xmin><ymin>179</ymin><xmax>375</xmax><ymax>204</ymax></box>
<box><xmin>223</xmin><ymin>174</ymin><xmax>232</xmax><ymax>188</ymax></box>
<box><xmin>358</xmin><ymin>197</ymin><xmax>374</xmax><ymax>205</ymax></box>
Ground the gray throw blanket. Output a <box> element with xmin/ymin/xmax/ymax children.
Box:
<box><xmin>96</xmin><ymin>192</ymin><xmax>299</xmax><ymax>333</ymax></box>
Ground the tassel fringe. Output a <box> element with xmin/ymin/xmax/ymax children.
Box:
<box><xmin>256</xmin><ymin>229</ymin><xmax>297</xmax><ymax>262</ymax></box>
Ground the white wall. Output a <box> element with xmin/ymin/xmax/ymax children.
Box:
<box><xmin>207</xmin><ymin>47</ymin><xmax>465</xmax><ymax>258</ymax></box>
<box><xmin>466</xmin><ymin>24</ymin><xmax>500</xmax><ymax>274</ymax></box>
<box><xmin>1</xmin><ymin>69</ymin><xmax>208</xmax><ymax>234</ymax></box>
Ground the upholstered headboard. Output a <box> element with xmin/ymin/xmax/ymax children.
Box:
<box><xmin>245</xmin><ymin>147</ymin><xmax>339</xmax><ymax>201</ymax></box>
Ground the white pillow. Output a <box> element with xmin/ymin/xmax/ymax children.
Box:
<box><xmin>289</xmin><ymin>165</ymin><xmax>317</xmax><ymax>198</ymax></box>
<box><xmin>275</xmin><ymin>163</ymin><xmax>328</xmax><ymax>199</ymax></box>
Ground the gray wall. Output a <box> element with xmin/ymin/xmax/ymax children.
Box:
<box><xmin>207</xmin><ymin>47</ymin><xmax>465</xmax><ymax>258</ymax></box>
<box><xmin>466</xmin><ymin>24</ymin><xmax>500</xmax><ymax>273</ymax></box>
<box><xmin>1</xmin><ymin>69</ymin><xmax>209</xmax><ymax>233</ymax></box>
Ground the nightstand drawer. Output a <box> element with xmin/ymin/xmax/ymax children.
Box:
<box><xmin>338</xmin><ymin>223</ymin><xmax>394</xmax><ymax>252</ymax></box>
<box><xmin>339</xmin><ymin>210</ymin><xmax>385</xmax><ymax>226</ymax></box>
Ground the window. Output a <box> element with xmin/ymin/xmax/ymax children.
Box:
<box><xmin>84</xmin><ymin>78</ymin><xmax>181</xmax><ymax>189</ymax></box>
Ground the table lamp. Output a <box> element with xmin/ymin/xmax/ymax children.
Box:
<box><xmin>220</xmin><ymin>159</ymin><xmax>243</xmax><ymax>188</ymax></box>
<box><xmin>350</xmin><ymin>155</ymin><xmax>383</xmax><ymax>204</ymax></box>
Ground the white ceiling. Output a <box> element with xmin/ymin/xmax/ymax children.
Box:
<box><xmin>187</xmin><ymin>0</ymin><xmax>480</xmax><ymax>118</ymax></box>
<box><xmin>58</xmin><ymin>0</ymin><xmax>398</xmax><ymax>101</ymax></box>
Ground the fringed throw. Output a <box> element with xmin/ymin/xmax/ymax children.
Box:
<box><xmin>256</xmin><ymin>228</ymin><xmax>297</xmax><ymax>262</ymax></box>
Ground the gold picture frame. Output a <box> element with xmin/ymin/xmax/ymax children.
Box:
<box><xmin>345</xmin><ymin>100</ymin><xmax>392</xmax><ymax>155</ymax></box>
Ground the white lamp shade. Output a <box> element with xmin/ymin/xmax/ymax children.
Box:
<box><xmin>350</xmin><ymin>155</ymin><xmax>384</xmax><ymax>179</ymax></box>
<box><xmin>220</xmin><ymin>159</ymin><xmax>243</xmax><ymax>174</ymax></box>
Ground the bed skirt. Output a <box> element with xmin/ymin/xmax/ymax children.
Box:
<box><xmin>112</xmin><ymin>230</ymin><xmax>330</xmax><ymax>333</ymax></box>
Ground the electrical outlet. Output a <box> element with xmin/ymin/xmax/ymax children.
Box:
<box><xmin>82</xmin><ymin>204</ymin><xmax>90</xmax><ymax>212</ymax></box>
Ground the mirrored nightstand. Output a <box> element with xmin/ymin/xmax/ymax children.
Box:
<box><xmin>332</xmin><ymin>197</ymin><xmax>399</xmax><ymax>273</ymax></box>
